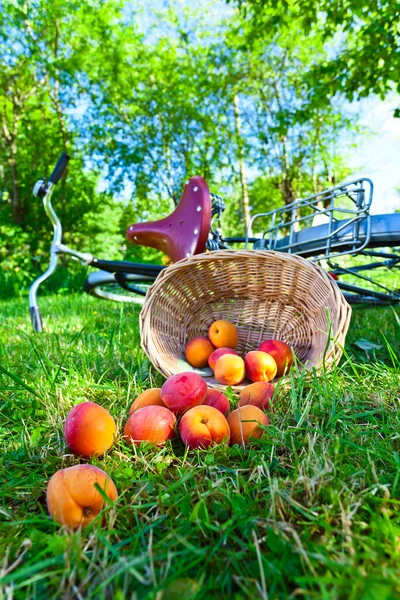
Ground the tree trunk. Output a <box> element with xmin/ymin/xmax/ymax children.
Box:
<box><xmin>280</xmin><ymin>136</ymin><xmax>295</xmax><ymax>205</ymax></box>
<box><xmin>51</xmin><ymin>20</ymin><xmax>69</xmax><ymax>219</ymax></box>
<box><xmin>234</xmin><ymin>94</ymin><xmax>251</xmax><ymax>228</ymax></box>
<box><xmin>9</xmin><ymin>140</ymin><xmax>24</xmax><ymax>225</ymax></box>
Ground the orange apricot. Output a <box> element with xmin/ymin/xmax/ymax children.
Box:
<box><xmin>203</xmin><ymin>388</ymin><xmax>230</xmax><ymax>415</ymax></box>
<box><xmin>179</xmin><ymin>405</ymin><xmax>230</xmax><ymax>449</ymax></box>
<box><xmin>244</xmin><ymin>351</ymin><xmax>277</xmax><ymax>382</ymax></box>
<box><xmin>258</xmin><ymin>340</ymin><xmax>293</xmax><ymax>377</ymax></box>
<box><xmin>64</xmin><ymin>402</ymin><xmax>117</xmax><ymax>458</ymax></box>
<box><xmin>238</xmin><ymin>381</ymin><xmax>276</xmax><ymax>411</ymax></box>
<box><xmin>161</xmin><ymin>372</ymin><xmax>207</xmax><ymax>415</ymax></box>
<box><xmin>208</xmin><ymin>320</ymin><xmax>238</xmax><ymax>349</ymax></box>
<box><xmin>227</xmin><ymin>405</ymin><xmax>268</xmax><ymax>446</ymax></box>
<box><xmin>214</xmin><ymin>354</ymin><xmax>245</xmax><ymax>386</ymax></box>
<box><xmin>185</xmin><ymin>337</ymin><xmax>215</xmax><ymax>368</ymax></box>
<box><xmin>129</xmin><ymin>388</ymin><xmax>166</xmax><ymax>414</ymax></box>
<box><xmin>208</xmin><ymin>347</ymin><xmax>239</xmax><ymax>371</ymax></box>
<box><xmin>46</xmin><ymin>464</ymin><xmax>118</xmax><ymax>529</ymax></box>
<box><xmin>124</xmin><ymin>405</ymin><xmax>176</xmax><ymax>445</ymax></box>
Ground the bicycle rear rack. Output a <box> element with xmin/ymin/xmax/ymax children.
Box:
<box><xmin>246</xmin><ymin>178</ymin><xmax>374</xmax><ymax>262</ymax></box>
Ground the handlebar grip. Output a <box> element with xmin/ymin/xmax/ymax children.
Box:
<box><xmin>48</xmin><ymin>153</ymin><xmax>70</xmax><ymax>185</ymax></box>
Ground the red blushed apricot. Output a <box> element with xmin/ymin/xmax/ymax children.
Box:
<box><xmin>208</xmin><ymin>347</ymin><xmax>239</xmax><ymax>371</ymax></box>
<box><xmin>227</xmin><ymin>405</ymin><xmax>269</xmax><ymax>446</ymax></box>
<box><xmin>203</xmin><ymin>388</ymin><xmax>230</xmax><ymax>415</ymax></box>
<box><xmin>244</xmin><ymin>351</ymin><xmax>277</xmax><ymax>382</ymax></box>
<box><xmin>161</xmin><ymin>372</ymin><xmax>207</xmax><ymax>415</ymax></box>
<box><xmin>179</xmin><ymin>405</ymin><xmax>230</xmax><ymax>449</ymax></box>
<box><xmin>124</xmin><ymin>405</ymin><xmax>176</xmax><ymax>445</ymax></box>
<box><xmin>185</xmin><ymin>337</ymin><xmax>215</xmax><ymax>368</ymax></box>
<box><xmin>208</xmin><ymin>320</ymin><xmax>238</xmax><ymax>349</ymax></box>
<box><xmin>258</xmin><ymin>340</ymin><xmax>293</xmax><ymax>378</ymax></box>
<box><xmin>46</xmin><ymin>464</ymin><xmax>118</xmax><ymax>530</ymax></box>
<box><xmin>64</xmin><ymin>402</ymin><xmax>117</xmax><ymax>458</ymax></box>
<box><xmin>214</xmin><ymin>354</ymin><xmax>245</xmax><ymax>386</ymax></box>
<box><xmin>129</xmin><ymin>388</ymin><xmax>166</xmax><ymax>414</ymax></box>
<box><xmin>238</xmin><ymin>381</ymin><xmax>276</xmax><ymax>411</ymax></box>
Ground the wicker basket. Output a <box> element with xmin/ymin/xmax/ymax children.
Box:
<box><xmin>140</xmin><ymin>250</ymin><xmax>351</xmax><ymax>391</ymax></box>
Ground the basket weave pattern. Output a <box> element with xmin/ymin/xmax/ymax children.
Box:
<box><xmin>140</xmin><ymin>250</ymin><xmax>351</xmax><ymax>389</ymax></box>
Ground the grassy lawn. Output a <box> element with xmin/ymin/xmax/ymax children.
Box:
<box><xmin>1</xmin><ymin>294</ymin><xmax>399</xmax><ymax>599</ymax></box>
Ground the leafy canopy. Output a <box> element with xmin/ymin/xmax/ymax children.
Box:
<box><xmin>229</xmin><ymin>0</ymin><xmax>400</xmax><ymax>113</ymax></box>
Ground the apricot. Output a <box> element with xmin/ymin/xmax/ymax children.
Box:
<box><xmin>161</xmin><ymin>372</ymin><xmax>207</xmax><ymax>415</ymax></box>
<box><xmin>46</xmin><ymin>464</ymin><xmax>118</xmax><ymax>529</ymax></box>
<box><xmin>64</xmin><ymin>402</ymin><xmax>117</xmax><ymax>458</ymax></box>
<box><xmin>238</xmin><ymin>381</ymin><xmax>276</xmax><ymax>411</ymax></box>
<box><xmin>244</xmin><ymin>351</ymin><xmax>277</xmax><ymax>382</ymax></box>
<box><xmin>214</xmin><ymin>354</ymin><xmax>245</xmax><ymax>386</ymax></box>
<box><xmin>203</xmin><ymin>388</ymin><xmax>230</xmax><ymax>415</ymax></box>
<box><xmin>208</xmin><ymin>320</ymin><xmax>238</xmax><ymax>349</ymax></box>
<box><xmin>124</xmin><ymin>405</ymin><xmax>176</xmax><ymax>445</ymax></box>
<box><xmin>258</xmin><ymin>340</ymin><xmax>293</xmax><ymax>377</ymax></box>
<box><xmin>129</xmin><ymin>388</ymin><xmax>166</xmax><ymax>414</ymax></box>
<box><xmin>179</xmin><ymin>405</ymin><xmax>230</xmax><ymax>449</ymax></box>
<box><xmin>185</xmin><ymin>337</ymin><xmax>215</xmax><ymax>368</ymax></box>
<box><xmin>208</xmin><ymin>347</ymin><xmax>239</xmax><ymax>371</ymax></box>
<box><xmin>227</xmin><ymin>405</ymin><xmax>269</xmax><ymax>446</ymax></box>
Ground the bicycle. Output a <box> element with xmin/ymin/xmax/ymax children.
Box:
<box><xmin>29</xmin><ymin>153</ymin><xmax>400</xmax><ymax>331</ymax></box>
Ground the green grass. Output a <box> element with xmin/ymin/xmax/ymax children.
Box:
<box><xmin>1</xmin><ymin>294</ymin><xmax>399</xmax><ymax>600</ymax></box>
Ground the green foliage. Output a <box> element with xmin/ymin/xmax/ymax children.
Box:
<box><xmin>0</xmin><ymin>0</ymin><xmax>362</xmax><ymax>296</ymax></box>
<box><xmin>223</xmin><ymin>20</ymin><xmax>354</xmax><ymax>205</ymax></box>
<box><xmin>230</xmin><ymin>0</ymin><xmax>400</xmax><ymax>113</ymax></box>
<box><xmin>0</xmin><ymin>0</ymin><xmax>133</xmax><ymax>297</ymax></box>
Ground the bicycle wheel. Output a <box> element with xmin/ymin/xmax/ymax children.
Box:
<box><xmin>244</xmin><ymin>213</ymin><xmax>400</xmax><ymax>305</ymax></box>
<box><xmin>330</xmin><ymin>249</ymin><xmax>400</xmax><ymax>305</ymax></box>
<box><xmin>84</xmin><ymin>271</ymin><xmax>155</xmax><ymax>304</ymax></box>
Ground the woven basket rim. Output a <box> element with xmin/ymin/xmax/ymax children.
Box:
<box><xmin>140</xmin><ymin>249</ymin><xmax>352</xmax><ymax>391</ymax></box>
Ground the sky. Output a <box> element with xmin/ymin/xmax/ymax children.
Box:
<box><xmin>346</xmin><ymin>95</ymin><xmax>400</xmax><ymax>215</ymax></box>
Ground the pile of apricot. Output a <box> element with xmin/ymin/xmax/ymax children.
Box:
<box><xmin>46</xmin><ymin>320</ymin><xmax>294</xmax><ymax>530</ymax></box>
<box><xmin>186</xmin><ymin>319</ymin><xmax>293</xmax><ymax>385</ymax></box>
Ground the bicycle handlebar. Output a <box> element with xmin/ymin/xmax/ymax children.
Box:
<box><xmin>49</xmin><ymin>153</ymin><xmax>70</xmax><ymax>185</ymax></box>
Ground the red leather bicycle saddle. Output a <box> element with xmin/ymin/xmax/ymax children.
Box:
<box><xmin>126</xmin><ymin>176</ymin><xmax>211</xmax><ymax>262</ymax></box>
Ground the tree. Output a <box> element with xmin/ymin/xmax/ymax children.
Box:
<box><xmin>221</xmin><ymin>15</ymin><xmax>354</xmax><ymax>212</ymax></box>
<box><xmin>0</xmin><ymin>0</ymin><xmax>132</xmax><ymax>296</ymax></box>
<box><xmin>85</xmin><ymin>6</ymin><xmax>234</xmax><ymax>208</ymax></box>
<box><xmin>228</xmin><ymin>0</ymin><xmax>400</xmax><ymax>114</ymax></box>
<box><xmin>0</xmin><ymin>0</ymin><xmax>361</xmax><ymax>297</ymax></box>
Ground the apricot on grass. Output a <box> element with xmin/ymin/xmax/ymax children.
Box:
<box><xmin>203</xmin><ymin>388</ymin><xmax>230</xmax><ymax>415</ymax></box>
<box><xmin>258</xmin><ymin>339</ymin><xmax>293</xmax><ymax>378</ymax></box>
<box><xmin>208</xmin><ymin>320</ymin><xmax>238</xmax><ymax>349</ymax></box>
<box><xmin>208</xmin><ymin>347</ymin><xmax>239</xmax><ymax>371</ymax></box>
<box><xmin>238</xmin><ymin>381</ymin><xmax>276</xmax><ymax>411</ymax></box>
<box><xmin>161</xmin><ymin>372</ymin><xmax>207</xmax><ymax>415</ymax></box>
<box><xmin>227</xmin><ymin>405</ymin><xmax>269</xmax><ymax>446</ymax></box>
<box><xmin>47</xmin><ymin>464</ymin><xmax>118</xmax><ymax>529</ymax></box>
<box><xmin>214</xmin><ymin>354</ymin><xmax>245</xmax><ymax>386</ymax></box>
<box><xmin>64</xmin><ymin>401</ymin><xmax>117</xmax><ymax>458</ymax></box>
<box><xmin>124</xmin><ymin>405</ymin><xmax>176</xmax><ymax>445</ymax></box>
<box><xmin>185</xmin><ymin>337</ymin><xmax>215</xmax><ymax>368</ymax></box>
<box><xmin>244</xmin><ymin>351</ymin><xmax>277</xmax><ymax>383</ymax></box>
<box><xmin>129</xmin><ymin>388</ymin><xmax>166</xmax><ymax>414</ymax></box>
<box><xmin>179</xmin><ymin>405</ymin><xmax>230</xmax><ymax>449</ymax></box>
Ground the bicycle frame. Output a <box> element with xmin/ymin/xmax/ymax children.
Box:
<box><xmin>29</xmin><ymin>154</ymin><xmax>399</xmax><ymax>332</ymax></box>
<box><xmin>29</xmin><ymin>155</ymin><xmax>162</xmax><ymax>331</ymax></box>
<box><xmin>245</xmin><ymin>178</ymin><xmax>374</xmax><ymax>260</ymax></box>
